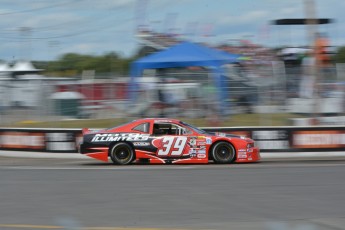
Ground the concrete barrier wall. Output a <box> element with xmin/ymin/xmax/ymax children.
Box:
<box><xmin>0</xmin><ymin>128</ymin><xmax>82</xmax><ymax>153</ymax></box>
<box><xmin>1</xmin><ymin>126</ymin><xmax>345</xmax><ymax>153</ymax></box>
<box><xmin>203</xmin><ymin>126</ymin><xmax>345</xmax><ymax>152</ymax></box>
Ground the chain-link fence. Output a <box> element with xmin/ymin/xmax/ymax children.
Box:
<box><xmin>0</xmin><ymin>63</ymin><xmax>344</xmax><ymax>126</ymax></box>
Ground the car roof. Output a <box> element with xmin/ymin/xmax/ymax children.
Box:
<box><xmin>138</xmin><ymin>118</ymin><xmax>182</xmax><ymax>124</ymax></box>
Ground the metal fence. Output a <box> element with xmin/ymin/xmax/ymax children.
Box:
<box><xmin>0</xmin><ymin>62</ymin><xmax>344</xmax><ymax>126</ymax></box>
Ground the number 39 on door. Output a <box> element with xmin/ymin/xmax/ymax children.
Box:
<box><xmin>157</xmin><ymin>136</ymin><xmax>188</xmax><ymax>156</ymax></box>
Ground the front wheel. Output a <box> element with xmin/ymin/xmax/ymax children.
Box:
<box><xmin>110</xmin><ymin>142</ymin><xmax>135</xmax><ymax>165</ymax></box>
<box><xmin>211</xmin><ymin>141</ymin><xmax>236</xmax><ymax>164</ymax></box>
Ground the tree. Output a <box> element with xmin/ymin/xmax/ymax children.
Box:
<box><xmin>334</xmin><ymin>46</ymin><xmax>345</xmax><ymax>63</ymax></box>
<box><xmin>135</xmin><ymin>46</ymin><xmax>158</xmax><ymax>58</ymax></box>
<box><xmin>41</xmin><ymin>52</ymin><xmax>134</xmax><ymax>77</ymax></box>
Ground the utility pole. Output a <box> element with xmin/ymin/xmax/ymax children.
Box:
<box><xmin>304</xmin><ymin>0</ymin><xmax>320</xmax><ymax>125</ymax></box>
<box><xmin>304</xmin><ymin>0</ymin><xmax>318</xmax><ymax>46</ymax></box>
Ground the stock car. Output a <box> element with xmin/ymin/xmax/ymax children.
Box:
<box><xmin>79</xmin><ymin>118</ymin><xmax>260</xmax><ymax>164</ymax></box>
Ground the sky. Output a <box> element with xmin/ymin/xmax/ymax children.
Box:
<box><xmin>0</xmin><ymin>0</ymin><xmax>344</xmax><ymax>61</ymax></box>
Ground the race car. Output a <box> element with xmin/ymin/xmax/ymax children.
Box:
<box><xmin>79</xmin><ymin>118</ymin><xmax>260</xmax><ymax>164</ymax></box>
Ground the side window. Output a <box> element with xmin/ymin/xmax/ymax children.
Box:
<box><xmin>153</xmin><ymin>123</ymin><xmax>192</xmax><ymax>135</ymax></box>
<box><xmin>171</xmin><ymin>124</ymin><xmax>191</xmax><ymax>135</ymax></box>
<box><xmin>132</xmin><ymin>122</ymin><xmax>150</xmax><ymax>133</ymax></box>
<box><xmin>153</xmin><ymin>123</ymin><xmax>166</xmax><ymax>135</ymax></box>
<box><xmin>169</xmin><ymin>124</ymin><xmax>180</xmax><ymax>135</ymax></box>
<box><xmin>182</xmin><ymin>126</ymin><xmax>193</xmax><ymax>135</ymax></box>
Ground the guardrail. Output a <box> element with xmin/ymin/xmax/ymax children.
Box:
<box><xmin>1</xmin><ymin>126</ymin><xmax>345</xmax><ymax>153</ymax></box>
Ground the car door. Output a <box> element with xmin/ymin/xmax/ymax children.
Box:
<box><xmin>152</xmin><ymin>122</ymin><xmax>191</xmax><ymax>159</ymax></box>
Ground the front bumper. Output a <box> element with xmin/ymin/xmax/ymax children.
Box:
<box><xmin>235</xmin><ymin>147</ymin><xmax>260</xmax><ymax>163</ymax></box>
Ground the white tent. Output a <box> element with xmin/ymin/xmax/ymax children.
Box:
<box><xmin>0</xmin><ymin>63</ymin><xmax>11</xmax><ymax>78</ymax></box>
<box><xmin>11</xmin><ymin>61</ymin><xmax>43</xmax><ymax>72</ymax></box>
<box><xmin>0</xmin><ymin>62</ymin><xmax>11</xmax><ymax>72</ymax></box>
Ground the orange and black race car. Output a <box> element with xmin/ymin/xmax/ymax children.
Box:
<box><xmin>79</xmin><ymin>118</ymin><xmax>260</xmax><ymax>164</ymax></box>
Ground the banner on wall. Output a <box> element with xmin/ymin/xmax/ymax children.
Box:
<box><xmin>0</xmin><ymin>132</ymin><xmax>45</xmax><ymax>150</ymax></box>
<box><xmin>1</xmin><ymin>126</ymin><xmax>345</xmax><ymax>153</ymax></box>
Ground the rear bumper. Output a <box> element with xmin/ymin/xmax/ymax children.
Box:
<box><xmin>79</xmin><ymin>143</ymin><xmax>109</xmax><ymax>162</ymax></box>
<box><xmin>79</xmin><ymin>143</ymin><xmax>86</xmax><ymax>154</ymax></box>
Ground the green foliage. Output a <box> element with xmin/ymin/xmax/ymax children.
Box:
<box><xmin>42</xmin><ymin>52</ymin><xmax>133</xmax><ymax>77</ymax></box>
<box><xmin>135</xmin><ymin>46</ymin><xmax>158</xmax><ymax>58</ymax></box>
<box><xmin>34</xmin><ymin>46</ymin><xmax>161</xmax><ymax>77</ymax></box>
<box><xmin>334</xmin><ymin>46</ymin><xmax>345</xmax><ymax>63</ymax></box>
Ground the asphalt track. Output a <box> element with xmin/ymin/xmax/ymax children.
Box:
<box><xmin>1</xmin><ymin>155</ymin><xmax>345</xmax><ymax>230</ymax></box>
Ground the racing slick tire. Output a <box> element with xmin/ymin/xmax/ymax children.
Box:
<box><xmin>211</xmin><ymin>141</ymin><xmax>236</xmax><ymax>164</ymax></box>
<box><xmin>109</xmin><ymin>142</ymin><xmax>135</xmax><ymax>165</ymax></box>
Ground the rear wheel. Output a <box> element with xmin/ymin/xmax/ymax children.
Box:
<box><xmin>110</xmin><ymin>142</ymin><xmax>135</xmax><ymax>165</ymax></box>
<box><xmin>211</xmin><ymin>141</ymin><xmax>236</xmax><ymax>164</ymax></box>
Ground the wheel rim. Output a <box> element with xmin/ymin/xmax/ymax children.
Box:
<box><xmin>214</xmin><ymin>144</ymin><xmax>234</xmax><ymax>162</ymax></box>
<box><xmin>113</xmin><ymin>146</ymin><xmax>132</xmax><ymax>163</ymax></box>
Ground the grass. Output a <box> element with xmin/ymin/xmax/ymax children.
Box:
<box><xmin>8</xmin><ymin>113</ymin><xmax>303</xmax><ymax>128</ymax></box>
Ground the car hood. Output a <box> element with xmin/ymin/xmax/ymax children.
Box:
<box><xmin>207</xmin><ymin>132</ymin><xmax>245</xmax><ymax>139</ymax></box>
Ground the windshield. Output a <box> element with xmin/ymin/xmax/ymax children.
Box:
<box><xmin>181</xmin><ymin>121</ymin><xmax>207</xmax><ymax>134</ymax></box>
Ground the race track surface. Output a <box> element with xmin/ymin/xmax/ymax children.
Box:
<box><xmin>1</xmin><ymin>156</ymin><xmax>345</xmax><ymax>230</ymax></box>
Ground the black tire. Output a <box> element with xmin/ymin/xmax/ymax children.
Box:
<box><xmin>211</xmin><ymin>141</ymin><xmax>236</xmax><ymax>164</ymax></box>
<box><xmin>109</xmin><ymin>142</ymin><xmax>135</xmax><ymax>165</ymax></box>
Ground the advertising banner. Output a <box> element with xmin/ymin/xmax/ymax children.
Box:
<box><xmin>1</xmin><ymin>126</ymin><xmax>345</xmax><ymax>153</ymax></box>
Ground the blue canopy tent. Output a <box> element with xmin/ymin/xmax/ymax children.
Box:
<box><xmin>130</xmin><ymin>42</ymin><xmax>241</xmax><ymax>114</ymax></box>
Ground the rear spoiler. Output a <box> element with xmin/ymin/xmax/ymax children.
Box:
<box><xmin>82</xmin><ymin>128</ymin><xmax>102</xmax><ymax>134</ymax></box>
<box><xmin>82</xmin><ymin>128</ymin><xmax>90</xmax><ymax>135</ymax></box>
